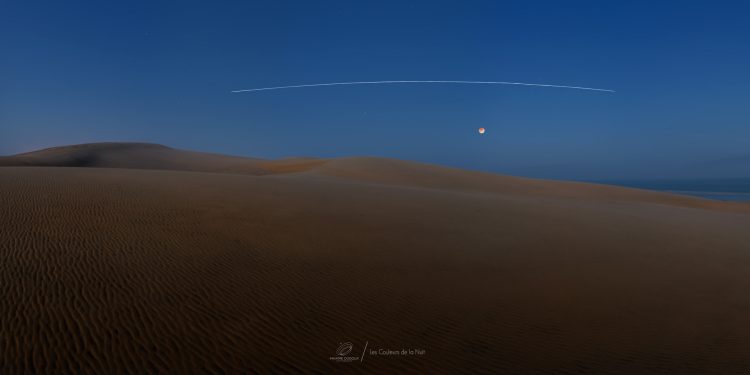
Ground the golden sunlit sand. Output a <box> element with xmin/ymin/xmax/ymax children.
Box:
<box><xmin>1</xmin><ymin>143</ymin><xmax>750</xmax><ymax>373</ymax></box>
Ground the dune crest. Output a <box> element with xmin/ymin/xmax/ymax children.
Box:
<box><xmin>0</xmin><ymin>142</ymin><xmax>328</xmax><ymax>175</ymax></box>
<box><xmin>2</xmin><ymin>142</ymin><xmax>747</xmax><ymax>212</ymax></box>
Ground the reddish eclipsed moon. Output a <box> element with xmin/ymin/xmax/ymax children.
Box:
<box><xmin>478</xmin><ymin>127</ymin><xmax>486</xmax><ymax>134</ymax></box>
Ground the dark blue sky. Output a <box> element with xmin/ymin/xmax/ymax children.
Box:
<box><xmin>2</xmin><ymin>1</ymin><xmax>749</xmax><ymax>179</ymax></box>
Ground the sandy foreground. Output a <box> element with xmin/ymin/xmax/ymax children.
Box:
<box><xmin>1</xmin><ymin>143</ymin><xmax>750</xmax><ymax>374</ymax></box>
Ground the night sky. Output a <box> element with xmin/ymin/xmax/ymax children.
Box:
<box><xmin>2</xmin><ymin>1</ymin><xmax>749</xmax><ymax>179</ymax></box>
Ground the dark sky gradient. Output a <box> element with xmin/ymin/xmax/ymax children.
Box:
<box><xmin>2</xmin><ymin>1</ymin><xmax>749</xmax><ymax>179</ymax></box>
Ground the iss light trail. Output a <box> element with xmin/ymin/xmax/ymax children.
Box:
<box><xmin>230</xmin><ymin>80</ymin><xmax>615</xmax><ymax>94</ymax></box>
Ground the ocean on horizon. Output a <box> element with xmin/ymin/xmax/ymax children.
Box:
<box><xmin>593</xmin><ymin>178</ymin><xmax>750</xmax><ymax>203</ymax></box>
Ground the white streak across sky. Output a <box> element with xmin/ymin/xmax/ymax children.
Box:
<box><xmin>231</xmin><ymin>80</ymin><xmax>615</xmax><ymax>94</ymax></box>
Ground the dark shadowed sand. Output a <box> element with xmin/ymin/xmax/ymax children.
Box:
<box><xmin>1</xmin><ymin>143</ymin><xmax>750</xmax><ymax>374</ymax></box>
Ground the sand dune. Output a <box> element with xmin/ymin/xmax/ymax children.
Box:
<box><xmin>1</xmin><ymin>143</ymin><xmax>750</xmax><ymax>373</ymax></box>
<box><xmin>1</xmin><ymin>142</ymin><xmax>743</xmax><ymax>211</ymax></box>
<box><xmin>0</xmin><ymin>142</ymin><xmax>326</xmax><ymax>175</ymax></box>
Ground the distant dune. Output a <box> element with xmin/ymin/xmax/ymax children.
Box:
<box><xmin>1</xmin><ymin>143</ymin><xmax>750</xmax><ymax>373</ymax></box>
<box><xmin>0</xmin><ymin>142</ymin><xmax>327</xmax><ymax>175</ymax></box>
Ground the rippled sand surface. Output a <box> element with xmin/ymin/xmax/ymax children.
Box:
<box><xmin>2</xmin><ymin>143</ymin><xmax>750</xmax><ymax>373</ymax></box>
